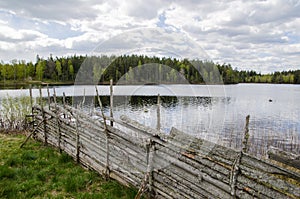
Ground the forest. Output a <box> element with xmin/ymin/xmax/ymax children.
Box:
<box><xmin>0</xmin><ymin>54</ymin><xmax>299</xmax><ymax>85</ymax></box>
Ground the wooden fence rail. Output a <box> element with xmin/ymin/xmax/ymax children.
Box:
<box><xmin>32</xmin><ymin>102</ymin><xmax>300</xmax><ymax>199</ymax></box>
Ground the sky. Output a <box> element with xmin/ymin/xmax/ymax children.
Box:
<box><xmin>0</xmin><ymin>0</ymin><xmax>299</xmax><ymax>73</ymax></box>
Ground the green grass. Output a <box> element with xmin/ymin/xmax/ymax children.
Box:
<box><xmin>0</xmin><ymin>133</ymin><xmax>138</xmax><ymax>198</ymax></box>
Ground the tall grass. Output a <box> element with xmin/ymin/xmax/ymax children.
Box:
<box><xmin>0</xmin><ymin>95</ymin><xmax>33</xmax><ymax>131</ymax></box>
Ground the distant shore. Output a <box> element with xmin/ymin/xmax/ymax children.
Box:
<box><xmin>0</xmin><ymin>80</ymin><xmax>74</xmax><ymax>89</ymax></box>
<box><xmin>2</xmin><ymin>79</ymin><xmax>300</xmax><ymax>90</ymax></box>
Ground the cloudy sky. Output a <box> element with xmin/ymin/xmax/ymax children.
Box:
<box><xmin>0</xmin><ymin>0</ymin><xmax>299</xmax><ymax>73</ymax></box>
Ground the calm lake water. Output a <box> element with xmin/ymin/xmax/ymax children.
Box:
<box><xmin>1</xmin><ymin>83</ymin><xmax>299</xmax><ymax>156</ymax></box>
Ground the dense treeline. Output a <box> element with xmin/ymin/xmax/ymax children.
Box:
<box><xmin>0</xmin><ymin>54</ymin><xmax>84</xmax><ymax>83</ymax></box>
<box><xmin>0</xmin><ymin>54</ymin><xmax>299</xmax><ymax>84</ymax></box>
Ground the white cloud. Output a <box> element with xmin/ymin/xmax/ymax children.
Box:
<box><xmin>118</xmin><ymin>0</ymin><xmax>168</xmax><ymax>19</ymax></box>
<box><xmin>0</xmin><ymin>0</ymin><xmax>100</xmax><ymax>22</ymax></box>
<box><xmin>0</xmin><ymin>0</ymin><xmax>299</xmax><ymax>72</ymax></box>
<box><xmin>0</xmin><ymin>41</ymin><xmax>15</xmax><ymax>51</ymax></box>
<box><xmin>0</xmin><ymin>25</ymin><xmax>47</xmax><ymax>42</ymax></box>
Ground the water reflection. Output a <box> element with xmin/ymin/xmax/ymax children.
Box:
<box><xmin>1</xmin><ymin>84</ymin><xmax>299</xmax><ymax>157</ymax></box>
<box><xmin>53</xmin><ymin>93</ymin><xmax>300</xmax><ymax>157</ymax></box>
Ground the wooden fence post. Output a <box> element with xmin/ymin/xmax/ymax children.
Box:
<box><xmin>63</xmin><ymin>92</ymin><xmax>66</xmax><ymax>119</ymax></box>
<box><xmin>47</xmin><ymin>84</ymin><xmax>50</xmax><ymax>110</ymax></box>
<box><xmin>39</xmin><ymin>87</ymin><xmax>47</xmax><ymax>145</ymax></box>
<box><xmin>75</xmin><ymin>114</ymin><xmax>80</xmax><ymax>163</ymax></box>
<box><xmin>110</xmin><ymin>79</ymin><xmax>114</xmax><ymax>127</ymax></box>
<box><xmin>242</xmin><ymin>115</ymin><xmax>250</xmax><ymax>153</ymax></box>
<box><xmin>230</xmin><ymin>152</ymin><xmax>241</xmax><ymax>197</ymax></box>
<box><xmin>230</xmin><ymin>115</ymin><xmax>250</xmax><ymax>197</ymax></box>
<box><xmin>27</xmin><ymin>86</ymin><xmax>34</xmax><ymax>131</ymax></box>
<box><xmin>135</xmin><ymin>139</ymin><xmax>155</xmax><ymax>199</ymax></box>
<box><xmin>156</xmin><ymin>94</ymin><xmax>161</xmax><ymax>131</ymax></box>
<box><xmin>95</xmin><ymin>86</ymin><xmax>110</xmax><ymax>178</ymax></box>
<box><xmin>29</xmin><ymin>85</ymin><xmax>33</xmax><ymax>115</ymax></box>
<box><xmin>82</xmin><ymin>88</ymin><xmax>86</xmax><ymax>107</ymax></box>
<box><xmin>148</xmin><ymin>140</ymin><xmax>155</xmax><ymax>196</ymax></box>
<box><xmin>53</xmin><ymin>88</ymin><xmax>62</xmax><ymax>153</ymax></box>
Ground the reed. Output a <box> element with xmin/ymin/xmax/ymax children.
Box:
<box><xmin>0</xmin><ymin>95</ymin><xmax>33</xmax><ymax>131</ymax></box>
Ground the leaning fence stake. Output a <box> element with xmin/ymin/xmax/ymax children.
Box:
<box><xmin>47</xmin><ymin>84</ymin><xmax>50</xmax><ymax>110</ymax></box>
<box><xmin>135</xmin><ymin>139</ymin><xmax>155</xmax><ymax>199</ymax></box>
<box><xmin>63</xmin><ymin>92</ymin><xmax>66</xmax><ymax>119</ymax></box>
<box><xmin>53</xmin><ymin>88</ymin><xmax>62</xmax><ymax>153</ymax></box>
<box><xmin>157</xmin><ymin>94</ymin><xmax>161</xmax><ymax>131</ymax></box>
<box><xmin>20</xmin><ymin>120</ymin><xmax>44</xmax><ymax>148</ymax></box>
<box><xmin>242</xmin><ymin>115</ymin><xmax>250</xmax><ymax>153</ymax></box>
<box><xmin>148</xmin><ymin>140</ymin><xmax>155</xmax><ymax>196</ymax></box>
<box><xmin>29</xmin><ymin>86</ymin><xmax>33</xmax><ymax>115</ymax></box>
<box><xmin>26</xmin><ymin>86</ymin><xmax>35</xmax><ymax>131</ymax></box>
<box><xmin>95</xmin><ymin>86</ymin><xmax>110</xmax><ymax>178</ymax></box>
<box><xmin>110</xmin><ymin>79</ymin><xmax>114</xmax><ymax>127</ymax></box>
<box><xmin>230</xmin><ymin>152</ymin><xmax>242</xmax><ymax>197</ymax></box>
<box><xmin>75</xmin><ymin>114</ymin><xmax>80</xmax><ymax>163</ymax></box>
<box><xmin>39</xmin><ymin>87</ymin><xmax>47</xmax><ymax>145</ymax></box>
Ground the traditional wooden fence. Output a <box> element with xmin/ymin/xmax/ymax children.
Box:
<box><xmin>28</xmin><ymin>95</ymin><xmax>300</xmax><ymax>199</ymax></box>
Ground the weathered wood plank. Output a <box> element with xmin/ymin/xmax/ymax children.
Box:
<box><xmin>153</xmin><ymin>172</ymin><xmax>193</xmax><ymax>199</ymax></box>
<box><xmin>238</xmin><ymin>166</ymin><xmax>300</xmax><ymax>198</ymax></box>
<box><xmin>119</xmin><ymin>115</ymin><xmax>167</xmax><ymax>140</ymax></box>
<box><xmin>241</xmin><ymin>153</ymin><xmax>300</xmax><ymax>182</ymax></box>
<box><xmin>160</xmin><ymin>165</ymin><xmax>232</xmax><ymax>199</ymax></box>
<box><xmin>168</xmin><ymin>127</ymin><xmax>238</xmax><ymax>164</ymax></box>
<box><xmin>156</xmin><ymin>140</ymin><xmax>231</xmax><ymax>181</ymax></box>
<box><xmin>267</xmin><ymin>147</ymin><xmax>300</xmax><ymax>170</ymax></box>
<box><xmin>153</xmin><ymin>150</ymin><xmax>232</xmax><ymax>195</ymax></box>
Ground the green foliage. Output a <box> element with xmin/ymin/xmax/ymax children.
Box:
<box><xmin>0</xmin><ymin>166</ymin><xmax>16</xmax><ymax>179</ymax></box>
<box><xmin>69</xmin><ymin>61</ymin><xmax>74</xmax><ymax>80</ymax></box>
<box><xmin>0</xmin><ymin>133</ymin><xmax>138</xmax><ymax>198</ymax></box>
<box><xmin>294</xmin><ymin>70</ymin><xmax>300</xmax><ymax>84</ymax></box>
<box><xmin>1</xmin><ymin>54</ymin><xmax>299</xmax><ymax>84</ymax></box>
<box><xmin>55</xmin><ymin>60</ymin><xmax>62</xmax><ymax>81</ymax></box>
<box><xmin>58</xmin><ymin>152</ymin><xmax>73</xmax><ymax>163</ymax></box>
<box><xmin>36</xmin><ymin>59</ymin><xmax>46</xmax><ymax>81</ymax></box>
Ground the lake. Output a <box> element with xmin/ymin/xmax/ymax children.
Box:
<box><xmin>0</xmin><ymin>83</ymin><xmax>299</xmax><ymax>156</ymax></box>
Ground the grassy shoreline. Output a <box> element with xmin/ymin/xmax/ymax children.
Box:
<box><xmin>0</xmin><ymin>132</ymin><xmax>138</xmax><ymax>198</ymax></box>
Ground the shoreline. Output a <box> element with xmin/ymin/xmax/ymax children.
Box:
<box><xmin>1</xmin><ymin>80</ymin><xmax>299</xmax><ymax>90</ymax></box>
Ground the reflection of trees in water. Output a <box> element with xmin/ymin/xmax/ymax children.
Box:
<box><xmin>179</xmin><ymin>96</ymin><xmax>231</xmax><ymax>108</ymax></box>
<box><xmin>128</xmin><ymin>96</ymin><xmax>178</xmax><ymax>107</ymax></box>
<box><xmin>126</xmin><ymin>96</ymin><xmax>230</xmax><ymax>108</ymax></box>
<box><xmin>183</xmin><ymin>97</ymin><xmax>212</xmax><ymax>107</ymax></box>
<box><xmin>71</xmin><ymin>95</ymin><xmax>232</xmax><ymax>110</ymax></box>
<box><xmin>55</xmin><ymin>96</ymin><xmax>73</xmax><ymax>105</ymax></box>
